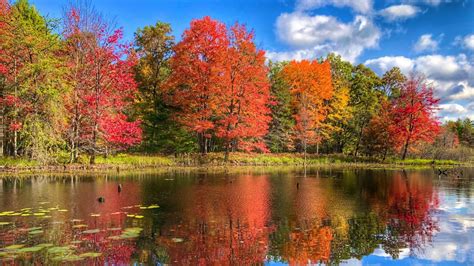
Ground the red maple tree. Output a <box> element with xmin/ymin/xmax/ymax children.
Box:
<box><xmin>63</xmin><ymin>6</ymin><xmax>141</xmax><ymax>163</ymax></box>
<box><xmin>167</xmin><ymin>16</ymin><xmax>228</xmax><ymax>154</ymax></box>
<box><xmin>168</xmin><ymin>17</ymin><xmax>271</xmax><ymax>156</ymax></box>
<box><xmin>391</xmin><ymin>75</ymin><xmax>440</xmax><ymax>160</ymax></box>
<box><xmin>216</xmin><ymin>23</ymin><xmax>271</xmax><ymax>159</ymax></box>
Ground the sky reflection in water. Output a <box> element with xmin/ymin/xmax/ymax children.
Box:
<box><xmin>0</xmin><ymin>168</ymin><xmax>472</xmax><ymax>265</ymax></box>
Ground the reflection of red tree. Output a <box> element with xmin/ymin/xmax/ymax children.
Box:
<box><xmin>156</xmin><ymin>175</ymin><xmax>272</xmax><ymax>264</ymax></box>
<box><xmin>385</xmin><ymin>172</ymin><xmax>439</xmax><ymax>251</ymax></box>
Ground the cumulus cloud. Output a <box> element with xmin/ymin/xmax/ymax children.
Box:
<box><xmin>296</xmin><ymin>0</ymin><xmax>373</xmax><ymax>14</ymax></box>
<box><xmin>403</xmin><ymin>0</ymin><xmax>450</xmax><ymax>6</ymax></box>
<box><xmin>414</xmin><ymin>34</ymin><xmax>440</xmax><ymax>53</ymax></box>
<box><xmin>365</xmin><ymin>56</ymin><xmax>415</xmax><ymax>74</ymax></box>
<box><xmin>379</xmin><ymin>4</ymin><xmax>420</xmax><ymax>21</ymax></box>
<box><xmin>364</xmin><ymin>53</ymin><xmax>474</xmax><ymax>120</ymax></box>
<box><xmin>269</xmin><ymin>12</ymin><xmax>380</xmax><ymax>63</ymax></box>
<box><xmin>463</xmin><ymin>34</ymin><xmax>474</xmax><ymax>50</ymax></box>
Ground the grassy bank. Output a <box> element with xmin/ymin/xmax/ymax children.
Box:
<box><xmin>0</xmin><ymin>152</ymin><xmax>466</xmax><ymax>174</ymax></box>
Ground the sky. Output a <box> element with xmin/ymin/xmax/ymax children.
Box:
<box><xmin>29</xmin><ymin>0</ymin><xmax>474</xmax><ymax>121</ymax></box>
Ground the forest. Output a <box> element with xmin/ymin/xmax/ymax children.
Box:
<box><xmin>0</xmin><ymin>0</ymin><xmax>473</xmax><ymax>165</ymax></box>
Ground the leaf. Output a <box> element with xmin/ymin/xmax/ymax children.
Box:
<box><xmin>82</xmin><ymin>229</ymin><xmax>100</xmax><ymax>234</ymax></box>
<box><xmin>79</xmin><ymin>252</ymin><xmax>102</xmax><ymax>258</ymax></box>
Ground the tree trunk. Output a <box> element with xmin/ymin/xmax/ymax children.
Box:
<box><xmin>402</xmin><ymin>138</ymin><xmax>410</xmax><ymax>160</ymax></box>
<box><xmin>224</xmin><ymin>142</ymin><xmax>230</xmax><ymax>162</ymax></box>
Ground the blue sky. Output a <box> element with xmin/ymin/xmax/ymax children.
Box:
<box><xmin>29</xmin><ymin>0</ymin><xmax>474</xmax><ymax>120</ymax></box>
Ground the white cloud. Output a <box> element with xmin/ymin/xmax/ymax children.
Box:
<box><xmin>364</xmin><ymin>53</ymin><xmax>474</xmax><ymax>120</ymax></box>
<box><xmin>296</xmin><ymin>0</ymin><xmax>373</xmax><ymax>14</ymax></box>
<box><xmin>463</xmin><ymin>34</ymin><xmax>474</xmax><ymax>50</ymax></box>
<box><xmin>379</xmin><ymin>4</ymin><xmax>420</xmax><ymax>21</ymax></box>
<box><xmin>414</xmin><ymin>34</ymin><xmax>439</xmax><ymax>53</ymax></box>
<box><xmin>448</xmin><ymin>82</ymin><xmax>474</xmax><ymax>101</ymax></box>
<box><xmin>365</xmin><ymin>56</ymin><xmax>415</xmax><ymax>74</ymax></box>
<box><xmin>440</xmin><ymin>103</ymin><xmax>468</xmax><ymax>115</ymax></box>
<box><xmin>403</xmin><ymin>0</ymin><xmax>450</xmax><ymax>6</ymax></box>
<box><xmin>269</xmin><ymin>12</ymin><xmax>380</xmax><ymax>63</ymax></box>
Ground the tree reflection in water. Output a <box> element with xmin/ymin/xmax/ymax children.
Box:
<box><xmin>0</xmin><ymin>169</ymin><xmax>444</xmax><ymax>264</ymax></box>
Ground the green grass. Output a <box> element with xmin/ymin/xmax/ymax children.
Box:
<box><xmin>0</xmin><ymin>157</ymin><xmax>40</xmax><ymax>168</ymax></box>
<box><xmin>94</xmin><ymin>154</ymin><xmax>175</xmax><ymax>166</ymax></box>
<box><xmin>0</xmin><ymin>152</ymin><xmax>467</xmax><ymax>172</ymax></box>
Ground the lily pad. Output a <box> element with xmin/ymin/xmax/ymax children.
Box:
<box><xmin>79</xmin><ymin>252</ymin><xmax>102</xmax><ymax>258</ymax></box>
<box><xmin>83</xmin><ymin>229</ymin><xmax>100</xmax><ymax>234</ymax></box>
<box><xmin>4</xmin><ymin>244</ymin><xmax>25</xmax><ymax>250</ymax></box>
<box><xmin>33</xmin><ymin>213</ymin><xmax>46</xmax><ymax>216</ymax></box>
<box><xmin>17</xmin><ymin>246</ymin><xmax>44</xmax><ymax>253</ymax></box>
<box><xmin>134</xmin><ymin>215</ymin><xmax>144</xmax><ymax>219</ymax></box>
<box><xmin>0</xmin><ymin>222</ymin><xmax>11</xmax><ymax>226</ymax></box>
<box><xmin>147</xmin><ymin>205</ymin><xmax>160</xmax><ymax>209</ymax></box>
<box><xmin>52</xmin><ymin>255</ymin><xmax>84</xmax><ymax>262</ymax></box>
<box><xmin>48</xmin><ymin>246</ymin><xmax>73</xmax><ymax>254</ymax></box>
<box><xmin>36</xmin><ymin>243</ymin><xmax>54</xmax><ymax>248</ymax></box>
<box><xmin>29</xmin><ymin>230</ymin><xmax>43</xmax><ymax>235</ymax></box>
<box><xmin>72</xmin><ymin>224</ymin><xmax>87</xmax><ymax>229</ymax></box>
<box><xmin>172</xmin><ymin>238</ymin><xmax>184</xmax><ymax>243</ymax></box>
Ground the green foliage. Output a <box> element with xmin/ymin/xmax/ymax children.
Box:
<box><xmin>265</xmin><ymin>61</ymin><xmax>294</xmax><ymax>152</ymax></box>
<box><xmin>346</xmin><ymin>64</ymin><xmax>382</xmax><ymax>155</ymax></box>
<box><xmin>134</xmin><ymin>21</ymin><xmax>196</xmax><ymax>154</ymax></box>
<box><xmin>5</xmin><ymin>0</ymin><xmax>67</xmax><ymax>161</ymax></box>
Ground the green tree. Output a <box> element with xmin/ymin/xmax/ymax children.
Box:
<box><xmin>380</xmin><ymin>67</ymin><xmax>406</xmax><ymax>98</ymax></box>
<box><xmin>323</xmin><ymin>53</ymin><xmax>353</xmax><ymax>153</ymax></box>
<box><xmin>348</xmin><ymin>64</ymin><xmax>382</xmax><ymax>156</ymax></box>
<box><xmin>1</xmin><ymin>0</ymin><xmax>66</xmax><ymax>161</ymax></box>
<box><xmin>134</xmin><ymin>22</ymin><xmax>195</xmax><ymax>154</ymax></box>
<box><xmin>265</xmin><ymin>61</ymin><xmax>294</xmax><ymax>152</ymax></box>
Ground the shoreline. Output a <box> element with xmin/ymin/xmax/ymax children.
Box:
<box><xmin>0</xmin><ymin>153</ymin><xmax>468</xmax><ymax>176</ymax></box>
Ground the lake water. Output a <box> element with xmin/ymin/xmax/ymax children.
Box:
<box><xmin>0</xmin><ymin>167</ymin><xmax>473</xmax><ymax>265</ymax></box>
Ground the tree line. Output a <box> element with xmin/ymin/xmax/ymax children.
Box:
<box><xmin>0</xmin><ymin>0</ymin><xmax>471</xmax><ymax>163</ymax></box>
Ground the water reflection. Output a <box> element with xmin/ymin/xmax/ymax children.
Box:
<box><xmin>0</xmin><ymin>168</ymin><xmax>472</xmax><ymax>264</ymax></box>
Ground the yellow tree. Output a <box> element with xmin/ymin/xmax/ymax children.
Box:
<box><xmin>282</xmin><ymin>60</ymin><xmax>333</xmax><ymax>159</ymax></box>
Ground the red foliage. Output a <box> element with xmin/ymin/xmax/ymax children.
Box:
<box><xmin>0</xmin><ymin>0</ymin><xmax>9</xmax><ymax>75</ymax></box>
<box><xmin>168</xmin><ymin>17</ymin><xmax>271</xmax><ymax>154</ymax></box>
<box><xmin>391</xmin><ymin>75</ymin><xmax>441</xmax><ymax>159</ymax></box>
<box><xmin>63</xmin><ymin>7</ymin><xmax>141</xmax><ymax>158</ymax></box>
<box><xmin>215</xmin><ymin>23</ymin><xmax>271</xmax><ymax>154</ymax></box>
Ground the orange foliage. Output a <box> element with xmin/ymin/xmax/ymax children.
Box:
<box><xmin>282</xmin><ymin>60</ymin><xmax>333</xmax><ymax>151</ymax></box>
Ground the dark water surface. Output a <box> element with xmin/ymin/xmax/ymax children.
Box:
<box><xmin>0</xmin><ymin>167</ymin><xmax>473</xmax><ymax>265</ymax></box>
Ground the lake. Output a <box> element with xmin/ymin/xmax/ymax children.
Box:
<box><xmin>0</xmin><ymin>167</ymin><xmax>473</xmax><ymax>265</ymax></box>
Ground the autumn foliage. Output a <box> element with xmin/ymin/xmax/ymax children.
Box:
<box><xmin>281</xmin><ymin>60</ymin><xmax>333</xmax><ymax>155</ymax></box>
<box><xmin>391</xmin><ymin>75</ymin><xmax>440</xmax><ymax>159</ymax></box>
<box><xmin>168</xmin><ymin>17</ymin><xmax>271</xmax><ymax>155</ymax></box>
<box><xmin>0</xmin><ymin>1</ymin><xmax>446</xmax><ymax>162</ymax></box>
<box><xmin>63</xmin><ymin>7</ymin><xmax>141</xmax><ymax>163</ymax></box>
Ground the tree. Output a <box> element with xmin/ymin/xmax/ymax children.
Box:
<box><xmin>63</xmin><ymin>4</ymin><xmax>141</xmax><ymax>164</ymax></box>
<box><xmin>168</xmin><ymin>17</ymin><xmax>271</xmax><ymax>157</ymax></box>
<box><xmin>282</xmin><ymin>60</ymin><xmax>333</xmax><ymax>158</ymax></box>
<box><xmin>349</xmin><ymin>64</ymin><xmax>382</xmax><ymax>156</ymax></box>
<box><xmin>134</xmin><ymin>21</ymin><xmax>195</xmax><ymax>154</ymax></box>
<box><xmin>215</xmin><ymin>23</ymin><xmax>271</xmax><ymax>160</ymax></box>
<box><xmin>265</xmin><ymin>61</ymin><xmax>294</xmax><ymax>153</ymax></box>
<box><xmin>391</xmin><ymin>75</ymin><xmax>440</xmax><ymax>160</ymax></box>
<box><xmin>167</xmin><ymin>16</ymin><xmax>228</xmax><ymax>154</ymax></box>
<box><xmin>380</xmin><ymin>67</ymin><xmax>406</xmax><ymax>98</ymax></box>
<box><xmin>0</xmin><ymin>0</ymin><xmax>9</xmax><ymax>157</ymax></box>
<box><xmin>361</xmin><ymin>99</ymin><xmax>399</xmax><ymax>160</ymax></box>
<box><xmin>323</xmin><ymin>53</ymin><xmax>353</xmax><ymax>153</ymax></box>
<box><xmin>0</xmin><ymin>0</ymin><xmax>66</xmax><ymax>161</ymax></box>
